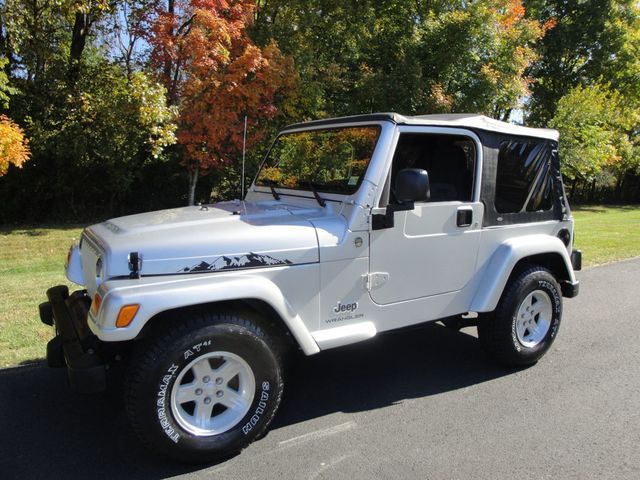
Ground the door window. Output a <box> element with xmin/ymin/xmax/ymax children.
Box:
<box><xmin>388</xmin><ymin>133</ymin><xmax>476</xmax><ymax>204</ymax></box>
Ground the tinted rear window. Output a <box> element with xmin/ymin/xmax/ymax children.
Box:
<box><xmin>495</xmin><ymin>140</ymin><xmax>553</xmax><ymax>214</ymax></box>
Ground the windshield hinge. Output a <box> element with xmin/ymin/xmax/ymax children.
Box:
<box><xmin>363</xmin><ymin>272</ymin><xmax>389</xmax><ymax>292</ymax></box>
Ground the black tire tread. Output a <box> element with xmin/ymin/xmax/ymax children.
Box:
<box><xmin>124</xmin><ymin>311</ymin><xmax>284</xmax><ymax>462</ymax></box>
<box><xmin>478</xmin><ymin>266</ymin><xmax>559</xmax><ymax>367</ymax></box>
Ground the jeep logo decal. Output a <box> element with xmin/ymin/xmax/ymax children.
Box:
<box><xmin>333</xmin><ymin>301</ymin><xmax>358</xmax><ymax>314</ymax></box>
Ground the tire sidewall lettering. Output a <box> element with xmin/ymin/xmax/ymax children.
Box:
<box><xmin>478</xmin><ymin>268</ymin><xmax>563</xmax><ymax>367</ymax></box>
<box><xmin>241</xmin><ymin>382</ymin><xmax>270</xmax><ymax>435</ymax></box>
<box><xmin>510</xmin><ymin>274</ymin><xmax>562</xmax><ymax>353</ymax></box>
<box><xmin>510</xmin><ymin>316</ymin><xmax>522</xmax><ymax>352</ymax></box>
<box><xmin>152</xmin><ymin>328</ymin><xmax>279</xmax><ymax>451</ymax></box>
<box><xmin>156</xmin><ymin>362</ymin><xmax>180</xmax><ymax>443</ymax></box>
<box><xmin>537</xmin><ymin>280</ymin><xmax>561</xmax><ymax>315</ymax></box>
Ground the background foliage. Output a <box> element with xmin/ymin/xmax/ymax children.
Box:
<box><xmin>0</xmin><ymin>0</ymin><xmax>639</xmax><ymax>222</ymax></box>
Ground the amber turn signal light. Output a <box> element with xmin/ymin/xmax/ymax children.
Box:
<box><xmin>90</xmin><ymin>293</ymin><xmax>102</xmax><ymax>315</ymax></box>
<box><xmin>116</xmin><ymin>304</ymin><xmax>140</xmax><ymax>328</ymax></box>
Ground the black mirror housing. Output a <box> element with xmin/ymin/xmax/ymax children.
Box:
<box><xmin>372</xmin><ymin>169</ymin><xmax>430</xmax><ymax>231</ymax></box>
<box><xmin>396</xmin><ymin>168</ymin><xmax>430</xmax><ymax>203</ymax></box>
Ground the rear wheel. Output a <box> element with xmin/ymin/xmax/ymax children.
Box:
<box><xmin>124</xmin><ymin>312</ymin><xmax>283</xmax><ymax>463</ymax></box>
<box><xmin>478</xmin><ymin>267</ymin><xmax>562</xmax><ymax>366</ymax></box>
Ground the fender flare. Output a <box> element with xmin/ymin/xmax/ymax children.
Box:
<box><xmin>88</xmin><ymin>274</ymin><xmax>320</xmax><ymax>355</ymax></box>
<box><xmin>470</xmin><ymin>234</ymin><xmax>576</xmax><ymax>312</ymax></box>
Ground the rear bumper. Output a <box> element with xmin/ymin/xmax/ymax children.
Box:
<box><xmin>561</xmin><ymin>280</ymin><xmax>580</xmax><ymax>298</ymax></box>
<box><xmin>39</xmin><ymin>285</ymin><xmax>106</xmax><ymax>393</ymax></box>
<box><xmin>561</xmin><ymin>249</ymin><xmax>582</xmax><ymax>298</ymax></box>
<box><xmin>571</xmin><ymin>249</ymin><xmax>582</xmax><ymax>271</ymax></box>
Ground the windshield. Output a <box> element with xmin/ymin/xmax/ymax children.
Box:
<box><xmin>255</xmin><ymin>125</ymin><xmax>381</xmax><ymax>195</ymax></box>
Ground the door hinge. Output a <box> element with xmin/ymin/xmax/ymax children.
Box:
<box><xmin>363</xmin><ymin>272</ymin><xmax>389</xmax><ymax>291</ymax></box>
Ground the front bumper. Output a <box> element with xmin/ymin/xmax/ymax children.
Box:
<box><xmin>39</xmin><ymin>285</ymin><xmax>106</xmax><ymax>393</ymax></box>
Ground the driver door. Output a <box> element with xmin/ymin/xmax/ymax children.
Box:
<box><xmin>369</xmin><ymin>128</ymin><xmax>483</xmax><ymax>305</ymax></box>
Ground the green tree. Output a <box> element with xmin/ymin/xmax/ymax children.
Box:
<box><xmin>0</xmin><ymin>0</ymin><xmax>185</xmax><ymax>220</ymax></box>
<box><xmin>416</xmin><ymin>1</ymin><xmax>544</xmax><ymax>118</ymax></box>
<box><xmin>549</xmin><ymin>83</ymin><xmax>636</xmax><ymax>186</ymax></box>
<box><xmin>254</xmin><ymin>1</ymin><xmax>545</xmax><ymax>119</ymax></box>
<box><xmin>525</xmin><ymin>0</ymin><xmax>640</xmax><ymax>123</ymax></box>
<box><xmin>0</xmin><ymin>55</ymin><xmax>11</xmax><ymax>107</ymax></box>
<box><xmin>34</xmin><ymin>63</ymin><xmax>176</xmax><ymax>210</ymax></box>
<box><xmin>2</xmin><ymin>0</ymin><xmax>67</xmax><ymax>82</ymax></box>
<box><xmin>2</xmin><ymin>0</ymin><xmax>112</xmax><ymax>86</ymax></box>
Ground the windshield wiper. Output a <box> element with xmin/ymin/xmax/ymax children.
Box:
<box><xmin>267</xmin><ymin>181</ymin><xmax>281</xmax><ymax>201</ymax></box>
<box><xmin>306</xmin><ymin>180</ymin><xmax>326</xmax><ymax>207</ymax></box>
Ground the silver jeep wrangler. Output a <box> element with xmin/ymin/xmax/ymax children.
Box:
<box><xmin>40</xmin><ymin>113</ymin><xmax>581</xmax><ymax>462</ymax></box>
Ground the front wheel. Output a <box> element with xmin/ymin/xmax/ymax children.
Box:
<box><xmin>477</xmin><ymin>267</ymin><xmax>562</xmax><ymax>367</ymax></box>
<box><xmin>124</xmin><ymin>312</ymin><xmax>283</xmax><ymax>463</ymax></box>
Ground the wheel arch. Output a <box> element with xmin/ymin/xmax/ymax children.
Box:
<box><xmin>138</xmin><ymin>298</ymin><xmax>304</xmax><ymax>357</ymax></box>
<box><xmin>470</xmin><ymin>234</ymin><xmax>575</xmax><ymax>312</ymax></box>
<box><xmin>91</xmin><ymin>275</ymin><xmax>320</xmax><ymax>355</ymax></box>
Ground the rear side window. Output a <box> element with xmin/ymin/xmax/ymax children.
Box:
<box><xmin>495</xmin><ymin>140</ymin><xmax>554</xmax><ymax>214</ymax></box>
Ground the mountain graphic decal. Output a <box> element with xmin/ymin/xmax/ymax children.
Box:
<box><xmin>181</xmin><ymin>253</ymin><xmax>292</xmax><ymax>273</ymax></box>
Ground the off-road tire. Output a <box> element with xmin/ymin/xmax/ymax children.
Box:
<box><xmin>124</xmin><ymin>312</ymin><xmax>284</xmax><ymax>464</ymax></box>
<box><xmin>477</xmin><ymin>267</ymin><xmax>562</xmax><ymax>367</ymax></box>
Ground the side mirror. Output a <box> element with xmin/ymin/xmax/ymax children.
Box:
<box><xmin>372</xmin><ymin>168</ymin><xmax>430</xmax><ymax>231</ymax></box>
<box><xmin>396</xmin><ymin>168</ymin><xmax>430</xmax><ymax>203</ymax></box>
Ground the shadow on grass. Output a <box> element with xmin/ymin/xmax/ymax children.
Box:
<box><xmin>13</xmin><ymin>358</ymin><xmax>46</xmax><ymax>367</ymax></box>
<box><xmin>0</xmin><ymin>323</ymin><xmax>516</xmax><ymax>479</ymax></box>
<box><xmin>0</xmin><ymin>224</ymin><xmax>87</xmax><ymax>235</ymax></box>
<box><xmin>573</xmin><ymin>204</ymin><xmax>640</xmax><ymax>213</ymax></box>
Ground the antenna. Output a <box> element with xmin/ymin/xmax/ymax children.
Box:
<box><xmin>241</xmin><ymin>115</ymin><xmax>248</xmax><ymax>200</ymax></box>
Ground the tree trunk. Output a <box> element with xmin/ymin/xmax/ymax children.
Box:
<box><xmin>0</xmin><ymin>14</ymin><xmax>6</xmax><ymax>62</ymax></box>
<box><xmin>69</xmin><ymin>12</ymin><xmax>92</xmax><ymax>86</ymax></box>
<box><xmin>582</xmin><ymin>181</ymin><xmax>589</xmax><ymax>202</ymax></box>
<box><xmin>567</xmin><ymin>177</ymin><xmax>576</xmax><ymax>201</ymax></box>
<box><xmin>589</xmin><ymin>179</ymin><xmax>597</xmax><ymax>203</ymax></box>
<box><xmin>255</xmin><ymin>0</ymin><xmax>262</xmax><ymax>21</ymax></box>
<box><xmin>164</xmin><ymin>0</ymin><xmax>175</xmax><ymax>83</ymax></box>
<box><xmin>615</xmin><ymin>174</ymin><xmax>624</xmax><ymax>201</ymax></box>
<box><xmin>188</xmin><ymin>166</ymin><xmax>199</xmax><ymax>205</ymax></box>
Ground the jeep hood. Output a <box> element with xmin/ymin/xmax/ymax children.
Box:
<box><xmin>82</xmin><ymin>201</ymin><xmax>320</xmax><ymax>281</ymax></box>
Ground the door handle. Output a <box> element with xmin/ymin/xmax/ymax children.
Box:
<box><xmin>456</xmin><ymin>207</ymin><xmax>473</xmax><ymax>227</ymax></box>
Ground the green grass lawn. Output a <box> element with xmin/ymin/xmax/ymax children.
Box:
<box><xmin>572</xmin><ymin>205</ymin><xmax>640</xmax><ymax>267</ymax></box>
<box><xmin>0</xmin><ymin>225</ymin><xmax>83</xmax><ymax>367</ymax></box>
<box><xmin>1</xmin><ymin>205</ymin><xmax>639</xmax><ymax>367</ymax></box>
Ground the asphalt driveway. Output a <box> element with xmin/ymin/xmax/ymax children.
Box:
<box><xmin>1</xmin><ymin>258</ymin><xmax>639</xmax><ymax>479</ymax></box>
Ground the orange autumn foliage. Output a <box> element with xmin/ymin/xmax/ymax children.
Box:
<box><xmin>541</xmin><ymin>17</ymin><xmax>558</xmax><ymax>34</ymax></box>
<box><xmin>148</xmin><ymin>0</ymin><xmax>295</xmax><ymax>172</ymax></box>
<box><xmin>0</xmin><ymin>115</ymin><xmax>30</xmax><ymax>176</ymax></box>
<box><xmin>498</xmin><ymin>0</ymin><xmax>526</xmax><ymax>30</ymax></box>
